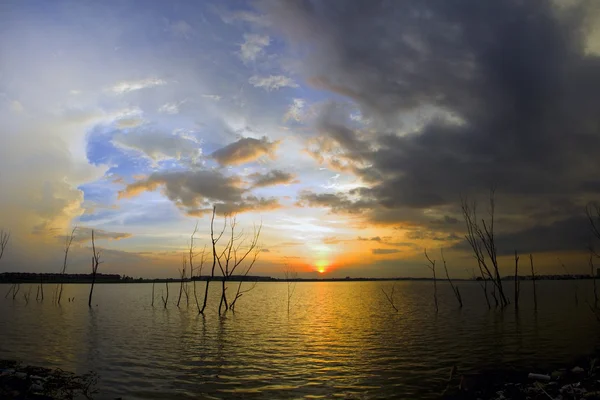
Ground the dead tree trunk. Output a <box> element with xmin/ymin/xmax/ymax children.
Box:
<box><xmin>161</xmin><ymin>282</ymin><xmax>169</xmax><ymax>309</ymax></box>
<box><xmin>151</xmin><ymin>281</ymin><xmax>155</xmax><ymax>307</ymax></box>
<box><xmin>514</xmin><ymin>250</ymin><xmax>520</xmax><ymax>310</ymax></box>
<box><xmin>284</xmin><ymin>264</ymin><xmax>298</xmax><ymax>314</ymax></box>
<box><xmin>0</xmin><ymin>229</ymin><xmax>10</xmax><ymax>262</ymax></box>
<box><xmin>590</xmin><ymin>253</ymin><xmax>598</xmax><ymax>307</ymax></box>
<box><xmin>461</xmin><ymin>190</ymin><xmax>509</xmax><ymax>308</ymax></box>
<box><xmin>381</xmin><ymin>281</ymin><xmax>399</xmax><ymax>312</ymax></box>
<box><xmin>424</xmin><ymin>249</ymin><xmax>438</xmax><ymax>313</ymax></box>
<box><xmin>199</xmin><ymin>206</ymin><xmax>226</xmax><ymax>314</ymax></box>
<box><xmin>530</xmin><ymin>254</ymin><xmax>537</xmax><ymax>310</ymax></box>
<box><xmin>58</xmin><ymin>227</ymin><xmax>77</xmax><ymax>304</ymax></box>
<box><xmin>441</xmin><ymin>249</ymin><xmax>462</xmax><ymax>307</ymax></box>
<box><xmin>216</xmin><ymin>216</ymin><xmax>262</xmax><ymax>313</ymax></box>
<box><xmin>177</xmin><ymin>255</ymin><xmax>186</xmax><ymax>308</ymax></box>
<box><xmin>88</xmin><ymin>230</ymin><xmax>102</xmax><ymax>308</ymax></box>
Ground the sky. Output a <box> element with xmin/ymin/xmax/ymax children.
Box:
<box><xmin>1</xmin><ymin>0</ymin><xmax>600</xmax><ymax>278</ymax></box>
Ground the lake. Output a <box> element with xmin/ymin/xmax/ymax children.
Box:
<box><xmin>0</xmin><ymin>280</ymin><xmax>599</xmax><ymax>399</ymax></box>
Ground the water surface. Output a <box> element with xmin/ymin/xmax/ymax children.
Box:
<box><xmin>0</xmin><ymin>280</ymin><xmax>598</xmax><ymax>399</ymax></box>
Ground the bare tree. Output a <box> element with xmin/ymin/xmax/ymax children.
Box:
<box><xmin>530</xmin><ymin>254</ymin><xmax>537</xmax><ymax>310</ymax></box>
<box><xmin>0</xmin><ymin>229</ymin><xmax>10</xmax><ymax>262</ymax></box>
<box><xmin>161</xmin><ymin>282</ymin><xmax>169</xmax><ymax>309</ymax></box>
<box><xmin>283</xmin><ymin>263</ymin><xmax>298</xmax><ymax>314</ymax></box>
<box><xmin>559</xmin><ymin>258</ymin><xmax>578</xmax><ymax>306</ymax></box>
<box><xmin>88</xmin><ymin>230</ymin><xmax>102</xmax><ymax>308</ymax></box>
<box><xmin>199</xmin><ymin>207</ymin><xmax>227</xmax><ymax>314</ymax></box>
<box><xmin>381</xmin><ymin>281</ymin><xmax>399</xmax><ymax>312</ymax></box>
<box><xmin>440</xmin><ymin>249</ymin><xmax>462</xmax><ymax>307</ymax></box>
<box><xmin>177</xmin><ymin>255</ymin><xmax>187</xmax><ymax>308</ymax></box>
<box><xmin>0</xmin><ymin>229</ymin><xmax>18</xmax><ymax>300</ymax></box>
<box><xmin>57</xmin><ymin>227</ymin><xmax>77</xmax><ymax>304</ymax></box>
<box><xmin>217</xmin><ymin>216</ymin><xmax>262</xmax><ymax>313</ymax></box>
<box><xmin>151</xmin><ymin>281</ymin><xmax>155</xmax><ymax>307</ymax></box>
<box><xmin>590</xmin><ymin>253</ymin><xmax>598</xmax><ymax>307</ymax></box>
<box><xmin>461</xmin><ymin>190</ymin><xmax>509</xmax><ymax>308</ymax></box>
<box><xmin>514</xmin><ymin>250</ymin><xmax>520</xmax><ymax>310</ymax></box>
<box><xmin>424</xmin><ymin>249</ymin><xmax>438</xmax><ymax>313</ymax></box>
<box><xmin>23</xmin><ymin>286</ymin><xmax>32</xmax><ymax>304</ymax></box>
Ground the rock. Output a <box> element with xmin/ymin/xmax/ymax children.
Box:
<box><xmin>30</xmin><ymin>383</ymin><xmax>44</xmax><ymax>392</ymax></box>
<box><xmin>0</xmin><ymin>369</ymin><xmax>15</xmax><ymax>376</ymax></box>
<box><xmin>528</xmin><ymin>373</ymin><xmax>551</xmax><ymax>381</ymax></box>
<box><xmin>14</xmin><ymin>372</ymin><xmax>27</xmax><ymax>379</ymax></box>
<box><xmin>572</xmin><ymin>366</ymin><xmax>585</xmax><ymax>373</ymax></box>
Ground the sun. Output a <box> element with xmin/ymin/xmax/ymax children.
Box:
<box><xmin>315</xmin><ymin>260</ymin><xmax>329</xmax><ymax>274</ymax></box>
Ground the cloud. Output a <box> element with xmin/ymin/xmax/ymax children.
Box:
<box><xmin>250</xmin><ymin>170</ymin><xmax>297</xmax><ymax>188</ymax></box>
<box><xmin>108</xmin><ymin>78</ymin><xmax>166</xmax><ymax>94</ymax></box>
<box><xmin>201</xmin><ymin>94</ymin><xmax>221</xmax><ymax>101</ymax></box>
<box><xmin>112</xmin><ymin>129</ymin><xmax>201</xmax><ymax>162</ymax></box>
<box><xmin>284</xmin><ymin>98</ymin><xmax>305</xmax><ymax>122</ymax></box>
<box><xmin>258</xmin><ymin>0</ymin><xmax>600</xmax><ymax>242</ymax></box>
<box><xmin>453</xmin><ymin>215</ymin><xmax>591</xmax><ymax>256</ymax></box>
<box><xmin>119</xmin><ymin>169</ymin><xmax>280</xmax><ymax>216</ymax></box>
<box><xmin>55</xmin><ymin>227</ymin><xmax>132</xmax><ymax>243</ymax></box>
<box><xmin>211</xmin><ymin>136</ymin><xmax>280</xmax><ymax>166</ymax></box>
<box><xmin>249</xmin><ymin>75</ymin><xmax>298</xmax><ymax>91</ymax></box>
<box><xmin>239</xmin><ymin>33</ymin><xmax>270</xmax><ymax>63</ymax></box>
<box><xmin>116</xmin><ymin>117</ymin><xmax>145</xmax><ymax>129</ymax></box>
<box><xmin>372</xmin><ymin>249</ymin><xmax>401</xmax><ymax>255</ymax></box>
<box><xmin>158</xmin><ymin>102</ymin><xmax>181</xmax><ymax>115</ymax></box>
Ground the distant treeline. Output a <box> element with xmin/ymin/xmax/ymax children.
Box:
<box><xmin>0</xmin><ymin>272</ymin><xmax>596</xmax><ymax>284</ymax></box>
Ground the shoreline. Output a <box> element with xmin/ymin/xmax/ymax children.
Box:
<box><xmin>0</xmin><ymin>360</ymin><xmax>98</xmax><ymax>400</ymax></box>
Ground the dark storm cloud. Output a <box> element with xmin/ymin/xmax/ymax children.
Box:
<box><xmin>249</xmin><ymin>170</ymin><xmax>297</xmax><ymax>188</ymax></box>
<box><xmin>211</xmin><ymin>136</ymin><xmax>279</xmax><ymax>166</ymax></box>
<box><xmin>119</xmin><ymin>170</ymin><xmax>280</xmax><ymax>216</ymax></box>
<box><xmin>453</xmin><ymin>215</ymin><xmax>591</xmax><ymax>255</ymax></box>
<box><xmin>372</xmin><ymin>249</ymin><xmax>401</xmax><ymax>255</ymax></box>
<box><xmin>260</xmin><ymin>0</ymin><xmax>600</xmax><ymax>242</ymax></box>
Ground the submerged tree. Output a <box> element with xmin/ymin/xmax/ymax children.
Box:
<box><xmin>0</xmin><ymin>229</ymin><xmax>10</xmax><ymax>262</ymax></box>
<box><xmin>57</xmin><ymin>227</ymin><xmax>77</xmax><ymax>304</ymax></box>
<box><xmin>283</xmin><ymin>263</ymin><xmax>298</xmax><ymax>314</ymax></box>
<box><xmin>461</xmin><ymin>189</ymin><xmax>509</xmax><ymax>308</ymax></box>
<box><xmin>381</xmin><ymin>281</ymin><xmax>399</xmax><ymax>312</ymax></box>
<box><xmin>161</xmin><ymin>282</ymin><xmax>169</xmax><ymax>309</ymax></box>
<box><xmin>217</xmin><ymin>215</ymin><xmax>262</xmax><ymax>313</ymax></box>
<box><xmin>199</xmin><ymin>207</ymin><xmax>227</xmax><ymax>314</ymax></box>
<box><xmin>440</xmin><ymin>249</ymin><xmax>462</xmax><ymax>308</ymax></box>
<box><xmin>88</xmin><ymin>230</ymin><xmax>102</xmax><ymax>308</ymax></box>
<box><xmin>424</xmin><ymin>249</ymin><xmax>438</xmax><ymax>313</ymax></box>
<box><xmin>530</xmin><ymin>254</ymin><xmax>537</xmax><ymax>310</ymax></box>
<box><xmin>514</xmin><ymin>251</ymin><xmax>520</xmax><ymax>310</ymax></box>
<box><xmin>177</xmin><ymin>255</ymin><xmax>187</xmax><ymax>308</ymax></box>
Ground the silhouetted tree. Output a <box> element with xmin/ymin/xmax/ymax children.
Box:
<box><xmin>88</xmin><ymin>230</ymin><xmax>102</xmax><ymax>308</ymax></box>
<box><xmin>199</xmin><ymin>206</ymin><xmax>227</xmax><ymax>314</ymax></box>
<box><xmin>559</xmin><ymin>259</ymin><xmax>578</xmax><ymax>306</ymax></box>
<box><xmin>381</xmin><ymin>281</ymin><xmax>399</xmax><ymax>312</ymax></box>
<box><xmin>177</xmin><ymin>255</ymin><xmax>187</xmax><ymax>308</ymax></box>
<box><xmin>161</xmin><ymin>282</ymin><xmax>169</xmax><ymax>309</ymax></box>
<box><xmin>461</xmin><ymin>189</ymin><xmax>509</xmax><ymax>307</ymax></box>
<box><xmin>514</xmin><ymin>251</ymin><xmax>520</xmax><ymax>310</ymax></box>
<box><xmin>283</xmin><ymin>263</ymin><xmax>298</xmax><ymax>314</ymax></box>
<box><xmin>217</xmin><ymin>215</ymin><xmax>262</xmax><ymax>313</ymax></box>
<box><xmin>440</xmin><ymin>248</ymin><xmax>462</xmax><ymax>307</ymax></box>
<box><xmin>151</xmin><ymin>281</ymin><xmax>155</xmax><ymax>307</ymax></box>
<box><xmin>57</xmin><ymin>227</ymin><xmax>77</xmax><ymax>304</ymax></box>
<box><xmin>530</xmin><ymin>254</ymin><xmax>537</xmax><ymax>310</ymax></box>
<box><xmin>424</xmin><ymin>249</ymin><xmax>438</xmax><ymax>313</ymax></box>
<box><xmin>0</xmin><ymin>229</ymin><xmax>10</xmax><ymax>262</ymax></box>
